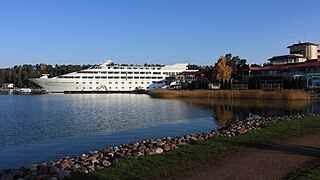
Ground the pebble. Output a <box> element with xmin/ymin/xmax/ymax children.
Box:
<box><xmin>1</xmin><ymin>114</ymin><xmax>318</xmax><ymax>180</ymax></box>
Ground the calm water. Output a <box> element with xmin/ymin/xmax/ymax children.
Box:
<box><xmin>0</xmin><ymin>93</ymin><xmax>319</xmax><ymax>169</ymax></box>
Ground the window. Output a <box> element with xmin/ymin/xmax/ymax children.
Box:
<box><xmin>147</xmin><ymin>82</ymin><xmax>150</xmax><ymax>84</ymax></box>
<box><xmin>76</xmin><ymin>87</ymin><xmax>79</xmax><ymax>89</ymax></box>
<box><xmin>96</xmin><ymin>87</ymin><xmax>99</xmax><ymax>89</ymax></box>
<box><xmin>82</xmin><ymin>82</ymin><xmax>86</xmax><ymax>84</ymax></box>
<box><xmin>121</xmin><ymin>72</ymin><xmax>126</xmax><ymax>74</ymax></box>
<box><xmin>121</xmin><ymin>82</ymin><xmax>125</xmax><ymax>84</ymax></box>
<box><xmin>95</xmin><ymin>76</ymin><xmax>100</xmax><ymax>79</ymax></box>
<box><xmin>146</xmin><ymin>72</ymin><xmax>151</xmax><ymax>74</ymax></box>
<box><xmin>109</xmin><ymin>82</ymin><xmax>112</xmax><ymax>84</ymax></box>
<box><xmin>128</xmin><ymin>72</ymin><xmax>133</xmax><ymax>74</ymax></box>
<box><xmin>114</xmin><ymin>72</ymin><xmax>119</xmax><ymax>74</ymax></box>
<box><xmin>134</xmin><ymin>72</ymin><xmax>139</xmax><ymax>74</ymax></box>
<box><xmin>89</xmin><ymin>82</ymin><xmax>93</xmax><ymax>84</ymax></box>
<box><xmin>90</xmin><ymin>87</ymin><xmax>92</xmax><ymax>89</ymax></box>
<box><xmin>108</xmin><ymin>72</ymin><xmax>113</xmax><ymax>74</ymax></box>
<box><xmin>129</xmin><ymin>82</ymin><xmax>132</xmax><ymax>84</ymax></box>
<box><xmin>109</xmin><ymin>77</ymin><xmax>114</xmax><ymax>79</ymax></box>
<box><xmin>122</xmin><ymin>87</ymin><xmax>124</xmax><ymax>89</ymax></box>
<box><xmin>140</xmin><ymin>72</ymin><xmax>145</xmax><ymax>74</ymax></box>
<box><xmin>129</xmin><ymin>87</ymin><xmax>131</xmax><ymax>89</ymax></box>
<box><xmin>141</xmin><ymin>82</ymin><xmax>144</xmax><ymax>84</ymax></box>
<box><xmin>121</xmin><ymin>77</ymin><xmax>126</xmax><ymax>79</ymax></box>
<box><xmin>115</xmin><ymin>82</ymin><xmax>118</xmax><ymax>84</ymax></box>
<box><xmin>101</xmin><ymin>76</ymin><xmax>107</xmax><ymax>79</ymax></box>
<box><xmin>153</xmin><ymin>72</ymin><xmax>161</xmax><ymax>74</ymax></box>
<box><xmin>135</xmin><ymin>82</ymin><xmax>138</xmax><ymax>84</ymax></box>
<box><xmin>76</xmin><ymin>82</ymin><xmax>79</xmax><ymax>84</ymax></box>
<box><xmin>134</xmin><ymin>77</ymin><xmax>139</xmax><ymax>79</ymax></box>
<box><xmin>96</xmin><ymin>82</ymin><xmax>99</xmax><ymax>84</ymax></box>
<box><xmin>114</xmin><ymin>77</ymin><xmax>119</xmax><ymax>79</ymax></box>
<box><xmin>83</xmin><ymin>87</ymin><xmax>85</xmax><ymax>89</ymax></box>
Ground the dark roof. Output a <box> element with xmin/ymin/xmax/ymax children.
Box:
<box><xmin>249</xmin><ymin>61</ymin><xmax>320</xmax><ymax>71</ymax></box>
<box><xmin>287</xmin><ymin>42</ymin><xmax>319</xmax><ymax>48</ymax></box>
<box><xmin>181</xmin><ymin>71</ymin><xmax>203</xmax><ymax>75</ymax></box>
<box><xmin>268</xmin><ymin>54</ymin><xmax>303</xmax><ymax>61</ymax></box>
<box><xmin>287</xmin><ymin>61</ymin><xmax>320</xmax><ymax>68</ymax></box>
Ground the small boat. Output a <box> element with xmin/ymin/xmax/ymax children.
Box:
<box><xmin>19</xmin><ymin>88</ymin><xmax>32</xmax><ymax>93</ymax></box>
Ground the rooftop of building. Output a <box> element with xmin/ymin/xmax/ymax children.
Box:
<box><xmin>287</xmin><ymin>42</ymin><xmax>319</xmax><ymax>48</ymax></box>
<box><xmin>249</xmin><ymin>60</ymin><xmax>320</xmax><ymax>71</ymax></box>
<box><xmin>268</xmin><ymin>54</ymin><xmax>304</xmax><ymax>61</ymax></box>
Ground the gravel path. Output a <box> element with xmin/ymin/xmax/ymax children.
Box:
<box><xmin>183</xmin><ymin>134</ymin><xmax>320</xmax><ymax>180</ymax></box>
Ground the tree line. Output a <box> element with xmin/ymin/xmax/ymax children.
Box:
<box><xmin>0</xmin><ymin>64</ymin><xmax>92</xmax><ymax>88</ymax></box>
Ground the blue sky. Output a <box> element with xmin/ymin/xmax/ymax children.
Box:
<box><xmin>0</xmin><ymin>0</ymin><xmax>319</xmax><ymax>67</ymax></box>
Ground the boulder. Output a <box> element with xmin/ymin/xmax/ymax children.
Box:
<box><xmin>154</xmin><ymin>148</ymin><xmax>163</xmax><ymax>154</ymax></box>
<box><xmin>0</xmin><ymin>174</ymin><xmax>14</xmax><ymax>180</ymax></box>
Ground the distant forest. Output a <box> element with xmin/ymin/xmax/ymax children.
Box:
<box><xmin>0</xmin><ymin>64</ymin><xmax>92</xmax><ymax>88</ymax></box>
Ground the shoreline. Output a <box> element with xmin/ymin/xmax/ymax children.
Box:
<box><xmin>1</xmin><ymin>114</ymin><xmax>319</xmax><ymax>179</ymax></box>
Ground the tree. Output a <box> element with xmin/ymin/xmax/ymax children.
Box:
<box><xmin>213</xmin><ymin>56</ymin><xmax>232</xmax><ymax>82</ymax></box>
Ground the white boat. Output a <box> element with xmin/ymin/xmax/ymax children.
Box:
<box><xmin>29</xmin><ymin>60</ymin><xmax>197</xmax><ymax>93</ymax></box>
<box><xmin>19</xmin><ymin>88</ymin><xmax>32</xmax><ymax>93</ymax></box>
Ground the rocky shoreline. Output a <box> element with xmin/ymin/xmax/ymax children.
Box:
<box><xmin>1</xmin><ymin>114</ymin><xmax>319</xmax><ymax>180</ymax></box>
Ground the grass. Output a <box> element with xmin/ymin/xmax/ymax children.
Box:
<box><xmin>148</xmin><ymin>89</ymin><xmax>311</xmax><ymax>100</ymax></box>
<box><xmin>70</xmin><ymin>117</ymin><xmax>320</xmax><ymax>180</ymax></box>
<box><xmin>287</xmin><ymin>159</ymin><xmax>320</xmax><ymax>180</ymax></box>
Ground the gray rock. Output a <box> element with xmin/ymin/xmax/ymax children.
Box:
<box><xmin>102</xmin><ymin>160</ymin><xmax>111</xmax><ymax>167</ymax></box>
<box><xmin>163</xmin><ymin>144</ymin><xmax>170</xmax><ymax>152</ymax></box>
<box><xmin>0</xmin><ymin>174</ymin><xmax>14</xmax><ymax>180</ymax></box>
<box><xmin>49</xmin><ymin>166</ymin><xmax>59</xmax><ymax>174</ymax></box>
<box><xmin>154</xmin><ymin>148</ymin><xmax>163</xmax><ymax>154</ymax></box>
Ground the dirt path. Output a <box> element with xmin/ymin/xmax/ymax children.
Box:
<box><xmin>183</xmin><ymin>134</ymin><xmax>320</xmax><ymax>180</ymax></box>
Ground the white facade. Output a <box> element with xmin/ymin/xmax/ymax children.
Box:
<box><xmin>30</xmin><ymin>61</ymin><xmax>196</xmax><ymax>93</ymax></box>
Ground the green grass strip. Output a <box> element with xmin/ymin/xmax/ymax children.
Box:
<box><xmin>70</xmin><ymin>117</ymin><xmax>320</xmax><ymax>180</ymax></box>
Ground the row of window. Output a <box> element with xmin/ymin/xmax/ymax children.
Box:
<box><xmin>77</xmin><ymin>71</ymin><xmax>169</xmax><ymax>75</ymax></box>
<box><xmin>76</xmin><ymin>81</ymin><xmax>163</xmax><ymax>85</ymax></box>
<box><xmin>76</xmin><ymin>86</ymin><xmax>157</xmax><ymax>90</ymax></box>
<box><xmin>97</xmin><ymin>67</ymin><xmax>161</xmax><ymax>70</ymax></box>
<box><xmin>60</xmin><ymin>76</ymin><xmax>164</xmax><ymax>79</ymax></box>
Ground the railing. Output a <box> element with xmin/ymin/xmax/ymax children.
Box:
<box><xmin>261</xmin><ymin>83</ymin><xmax>283</xmax><ymax>90</ymax></box>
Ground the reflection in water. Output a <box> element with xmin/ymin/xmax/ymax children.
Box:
<box><xmin>0</xmin><ymin>94</ymin><xmax>217</xmax><ymax>169</ymax></box>
<box><xmin>0</xmin><ymin>94</ymin><xmax>318</xmax><ymax>169</ymax></box>
<box><xmin>215</xmin><ymin>105</ymin><xmax>233</xmax><ymax>126</ymax></box>
<box><xmin>181</xmin><ymin>98</ymin><xmax>312</xmax><ymax>126</ymax></box>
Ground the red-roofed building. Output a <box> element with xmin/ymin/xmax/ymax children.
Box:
<box><xmin>243</xmin><ymin>42</ymin><xmax>320</xmax><ymax>88</ymax></box>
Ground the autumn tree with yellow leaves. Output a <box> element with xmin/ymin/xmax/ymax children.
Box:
<box><xmin>213</xmin><ymin>56</ymin><xmax>232</xmax><ymax>82</ymax></box>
